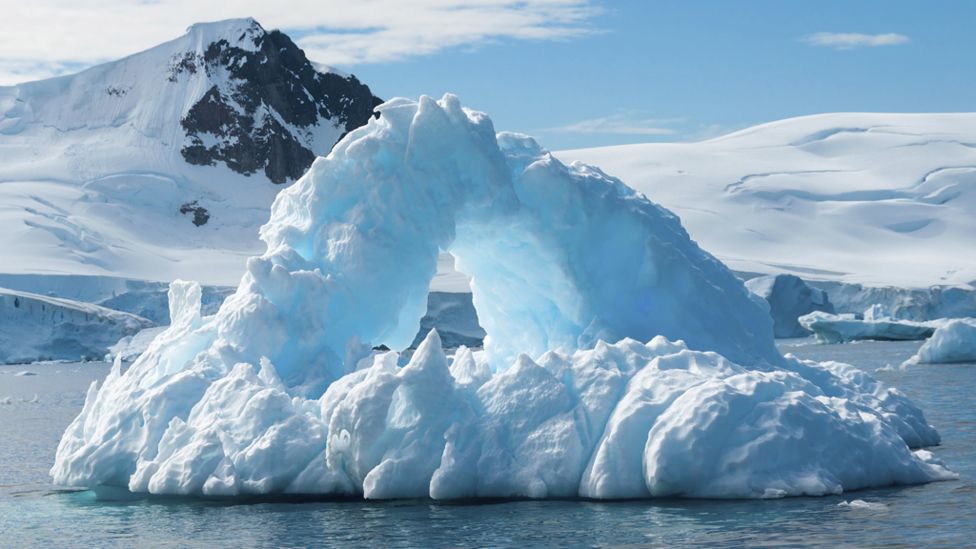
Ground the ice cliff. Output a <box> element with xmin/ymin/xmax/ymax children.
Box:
<box><xmin>0</xmin><ymin>287</ymin><xmax>152</xmax><ymax>364</ymax></box>
<box><xmin>51</xmin><ymin>95</ymin><xmax>952</xmax><ymax>499</ymax></box>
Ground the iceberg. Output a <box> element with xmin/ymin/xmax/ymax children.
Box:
<box><xmin>798</xmin><ymin>310</ymin><xmax>941</xmax><ymax>344</ymax></box>
<box><xmin>51</xmin><ymin>95</ymin><xmax>952</xmax><ymax>499</ymax></box>
<box><xmin>909</xmin><ymin>319</ymin><xmax>976</xmax><ymax>364</ymax></box>
<box><xmin>105</xmin><ymin>326</ymin><xmax>168</xmax><ymax>363</ymax></box>
<box><xmin>746</xmin><ymin>274</ymin><xmax>834</xmax><ymax>338</ymax></box>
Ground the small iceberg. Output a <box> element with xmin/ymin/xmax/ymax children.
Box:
<box><xmin>838</xmin><ymin>499</ymin><xmax>890</xmax><ymax>511</ymax></box>
<box><xmin>799</xmin><ymin>306</ymin><xmax>943</xmax><ymax>344</ymax></box>
<box><xmin>908</xmin><ymin>318</ymin><xmax>976</xmax><ymax>364</ymax></box>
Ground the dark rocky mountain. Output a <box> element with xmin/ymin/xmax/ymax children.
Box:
<box><xmin>0</xmin><ymin>17</ymin><xmax>387</xmax><ymax>286</ymax></box>
<box><xmin>174</xmin><ymin>19</ymin><xmax>382</xmax><ymax>183</ymax></box>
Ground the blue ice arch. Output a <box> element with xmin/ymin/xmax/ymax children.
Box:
<box><xmin>52</xmin><ymin>95</ymin><xmax>953</xmax><ymax>499</ymax></box>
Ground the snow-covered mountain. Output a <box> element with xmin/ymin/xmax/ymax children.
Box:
<box><xmin>557</xmin><ymin>114</ymin><xmax>976</xmax><ymax>289</ymax></box>
<box><xmin>0</xmin><ymin>18</ymin><xmax>380</xmax><ymax>286</ymax></box>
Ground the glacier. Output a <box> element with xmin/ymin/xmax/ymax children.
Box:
<box><xmin>52</xmin><ymin>95</ymin><xmax>953</xmax><ymax>499</ymax></box>
<box><xmin>557</xmin><ymin>113</ymin><xmax>976</xmax><ymax>289</ymax></box>
<box><xmin>810</xmin><ymin>280</ymin><xmax>976</xmax><ymax>323</ymax></box>
<box><xmin>0</xmin><ymin>287</ymin><xmax>152</xmax><ymax>364</ymax></box>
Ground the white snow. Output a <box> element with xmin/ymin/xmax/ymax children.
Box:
<box><xmin>799</xmin><ymin>310</ymin><xmax>942</xmax><ymax>344</ymax></box>
<box><xmin>0</xmin><ymin>287</ymin><xmax>153</xmax><ymax>364</ymax></box>
<box><xmin>557</xmin><ymin>113</ymin><xmax>976</xmax><ymax>289</ymax></box>
<box><xmin>448</xmin><ymin>345</ymin><xmax>491</xmax><ymax>388</ymax></box>
<box><xmin>909</xmin><ymin>318</ymin><xmax>976</xmax><ymax>364</ymax></box>
<box><xmin>746</xmin><ymin>274</ymin><xmax>834</xmax><ymax>338</ymax></box>
<box><xmin>0</xmin><ymin>19</ymin><xmax>340</xmax><ymax>288</ymax></box>
<box><xmin>51</xmin><ymin>96</ymin><xmax>952</xmax><ymax>499</ymax></box>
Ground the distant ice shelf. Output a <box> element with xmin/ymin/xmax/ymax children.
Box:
<box><xmin>0</xmin><ymin>287</ymin><xmax>152</xmax><ymax>364</ymax></box>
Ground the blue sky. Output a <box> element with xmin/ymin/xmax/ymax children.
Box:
<box><xmin>350</xmin><ymin>0</ymin><xmax>975</xmax><ymax>149</ymax></box>
<box><xmin>3</xmin><ymin>1</ymin><xmax>973</xmax><ymax>150</ymax></box>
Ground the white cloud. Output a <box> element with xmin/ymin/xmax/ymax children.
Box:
<box><xmin>542</xmin><ymin>113</ymin><xmax>678</xmax><ymax>136</ymax></box>
<box><xmin>802</xmin><ymin>32</ymin><xmax>909</xmax><ymax>50</ymax></box>
<box><xmin>0</xmin><ymin>60</ymin><xmax>79</xmax><ymax>85</ymax></box>
<box><xmin>0</xmin><ymin>0</ymin><xmax>600</xmax><ymax>85</ymax></box>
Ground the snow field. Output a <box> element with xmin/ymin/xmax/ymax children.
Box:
<box><xmin>558</xmin><ymin>113</ymin><xmax>976</xmax><ymax>288</ymax></box>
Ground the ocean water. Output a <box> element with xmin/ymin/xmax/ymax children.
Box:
<box><xmin>1</xmin><ymin>339</ymin><xmax>973</xmax><ymax>548</ymax></box>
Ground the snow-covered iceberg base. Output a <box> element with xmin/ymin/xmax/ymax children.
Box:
<box><xmin>51</xmin><ymin>286</ymin><xmax>953</xmax><ymax>500</ymax></box>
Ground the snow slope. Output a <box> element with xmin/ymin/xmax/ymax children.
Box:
<box><xmin>557</xmin><ymin>114</ymin><xmax>976</xmax><ymax>288</ymax></box>
<box><xmin>52</xmin><ymin>97</ymin><xmax>950</xmax><ymax>500</ymax></box>
<box><xmin>0</xmin><ymin>18</ymin><xmax>378</xmax><ymax>287</ymax></box>
<box><xmin>0</xmin><ymin>287</ymin><xmax>152</xmax><ymax>363</ymax></box>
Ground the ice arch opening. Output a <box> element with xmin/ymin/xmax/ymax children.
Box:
<box><xmin>216</xmin><ymin>94</ymin><xmax>778</xmax><ymax>393</ymax></box>
<box><xmin>51</xmin><ymin>95</ymin><xmax>952</xmax><ymax>499</ymax></box>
